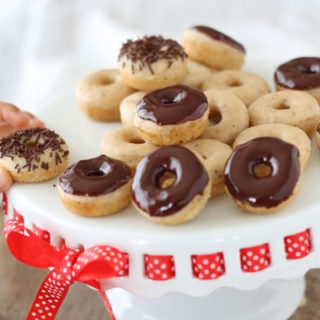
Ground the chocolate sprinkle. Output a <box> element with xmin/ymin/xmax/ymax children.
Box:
<box><xmin>118</xmin><ymin>36</ymin><xmax>187</xmax><ymax>74</ymax></box>
<box><xmin>0</xmin><ymin>128</ymin><xmax>68</xmax><ymax>173</ymax></box>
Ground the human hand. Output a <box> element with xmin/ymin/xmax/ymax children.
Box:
<box><xmin>0</xmin><ymin>102</ymin><xmax>45</xmax><ymax>192</ymax></box>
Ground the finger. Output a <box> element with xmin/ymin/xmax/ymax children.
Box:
<box><xmin>0</xmin><ymin>123</ymin><xmax>22</xmax><ymax>138</ymax></box>
<box><xmin>23</xmin><ymin>112</ymin><xmax>45</xmax><ymax>128</ymax></box>
<box><xmin>0</xmin><ymin>166</ymin><xmax>13</xmax><ymax>192</ymax></box>
<box><xmin>1</xmin><ymin>103</ymin><xmax>29</xmax><ymax>127</ymax></box>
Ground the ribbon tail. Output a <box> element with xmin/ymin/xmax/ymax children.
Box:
<box><xmin>85</xmin><ymin>280</ymin><xmax>116</xmax><ymax>320</ymax></box>
<box><xmin>26</xmin><ymin>270</ymin><xmax>71</xmax><ymax>320</ymax></box>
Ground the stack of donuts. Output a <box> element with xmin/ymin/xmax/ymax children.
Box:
<box><xmin>42</xmin><ymin>26</ymin><xmax>320</xmax><ymax>224</ymax></box>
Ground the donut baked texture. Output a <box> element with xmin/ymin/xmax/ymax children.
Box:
<box><xmin>135</xmin><ymin>85</ymin><xmax>209</xmax><ymax>145</ymax></box>
<box><xmin>131</xmin><ymin>145</ymin><xmax>211</xmax><ymax>225</ymax></box>
<box><xmin>100</xmin><ymin>126</ymin><xmax>158</xmax><ymax>171</ymax></box>
<box><xmin>274</xmin><ymin>57</ymin><xmax>320</xmax><ymax>104</ymax></box>
<box><xmin>202</xmin><ymin>89</ymin><xmax>249</xmax><ymax>145</ymax></box>
<box><xmin>76</xmin><ymin>69</ymin><xmax>135</xmax><ymax>121</ymax></box>
<box><xmin>118</xmin><ymin>36</ymin><xmax>187</xmax><ymax>91</ymax></box>
<box><xmin>58</xmin><ymin>155</ymin><xmax>132</xmax><ymax>217</ymax></box>
<box><xmin>120</xmin><ymin>91</ymin><xmax>147</xmax><ymax>127</ymax></box>
<box><xmin>0</xmin><ymin>128</ymin><xmax>69</xmax><ymax>183</ymax></box>
<box><xmin>248</xmin><ymin>90</ymin><xmax>320</xmax><ymax>137</ymax></box>
<box><xmin>202</xmin><ymin>70</ymin><xmax>270</xmax><ymax>106</ymax></box>
<box><xmin>181</xmin><ymin>60</ymin><xmax>216</xmax><ymax>90</ymax></box>
<box><xmin>233</xmin><ymin>123</ymin><xmax>311</xmax><ymax>171</ymax></box>
<box><xmin>225</xmin><ymin>137</ymin><xmax>302</xmax><ymax>214</ymax></box>
<box><xmin>184</xmin><ymin>138</ymin><xmax>232</xmax><ymax>197</ymax></box>
<box><xmin>182</xmin><ymin>26</ymin><xmax>245</xmax><ymax>70</ymax></box>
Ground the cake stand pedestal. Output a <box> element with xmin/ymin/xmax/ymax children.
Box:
<box><xmin>108</xmin><ymin>278</ymin><xmax>305</xmax><ymax>320</ymax></box>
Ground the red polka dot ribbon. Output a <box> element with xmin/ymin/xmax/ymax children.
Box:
<box><xmin>4</xmin><ymin>215</ymin><xmax>129</xmax><ymax>320</ymax></box>
<box><xmin>240</xmin><ymin>243</ymin><xmax>271</xmax><ymax>272</ymax></box>
<box><xmin>144</xmin><ymin>255</ymin><xmax>175</xmax><ymax>280</ymax></box>
<box><xmin>285</xmin><ymin>229</ymin><xmax>312</xmax><ymax>260</ymax></box>
<box><xmin>191</xmin><ymin>252</ymin><xmax>225</xmax><ymax>280</ymax></box>
<box><xmin>33</xmin><ymin>225</ymin><xmax>51</xmax><ymax>243</ymax></box>
<box><xmin>2</xmin><ymin>192</ymin><xmax>8</xmax><ymax>215</ymax></box>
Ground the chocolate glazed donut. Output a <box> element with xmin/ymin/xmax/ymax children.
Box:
<box><xmin>131</xmin><ymin>145</ymin><xmax>210</xmax><ymax>224</ymax></box>
<box><xmin>275</xmin><ymin>57</ymin><xmax>320</xmax><ymax>90</ymax></box>
<box><xmin>136</xmin><ymin>84</ymin><xmax>208</xmax><ymax>125</ymax></box>
<box><xmin>59</xmin><ymin>155</ymin><xmax>131</xmax><ymax>196</ymax></box>
<box><xmin>224</xmin><ymin>137</ymin><xmax>301</xmax><ymax>212</ymax></box>
<box><xmin>58</xmin><ymin>155</ymin><xmax>132</xmax><ymax>217</ymax></box>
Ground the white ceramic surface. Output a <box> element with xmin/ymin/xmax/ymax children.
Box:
<box><xmin>5</xmin><ymin>58</ymin><xmax>320</xmax><ymax>298</ymax></box>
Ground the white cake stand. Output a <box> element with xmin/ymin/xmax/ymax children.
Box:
<box><xmin>4</xmin><ymin>81</ymin><xmax>320</xmax><ymax>319</ymax></box>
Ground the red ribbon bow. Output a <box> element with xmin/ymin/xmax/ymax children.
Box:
<box><xmin>4</xmin><ymin>218</ymin><xmax>127</xmax><ymax>320</ymax></box>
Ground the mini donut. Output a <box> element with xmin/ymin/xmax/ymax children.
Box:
<box><xmin>184</xmin><ymin>138</ymin><xmax>232</xmax><ymax>197</ymax></box>
<box><xmin>224</xmin><ymin>137</ymin><xmax>302</xmax><ymax>214</ymax></box>
<box><xmin>201</xmin><ymin>89</ymin><xmax>249</xmax><ymax>145</ymax></box>
<box><xmin>182</xmin><ymin>25</ymin><xmax>245</xmax><ymax>70</ymax></box>
<box><xmin>58</xmin><ymin>155</ymin><xmax>132</xmax><ymax>217</ymax></box>
<box><xmin>0</xmin><ymin>128</ymin><xmax>69</xmax><ymax>183</ymax></box>
<box><xmin>118</xmin><ymin>36</ymin><xmax>187</xmax><ymax>91</ymax></box>
<box><xmin>316</xmin><ymin>123</ymin><xmax>320</xmax><ymax>150</ymax></box>
<box><xmin>135</xmin><ymin>84</ymin><xmax>209</xmax><ymax>145</ymax></box>
<box><xmin>248</xmin><ymin>90</ymin><xmax>320</xmax><ymax>137</ymax></box>
<box><xmin>202</xmin><ymin>70</ymin><xmax>270</xmax><ymax>106</ymax></box>
<box><xmin>76</xmin><ymin>69</ymin><xmax>135</xmax><ymax>121</ymax></box>
<box><xmin>233</xmin><ymin>123</ymin><xmax>311</xmax><ymax>171</ymax></box>
<box><xmin>100</xmin><ymin>126</ymin><xmax>157</xmax><ymax>171</ymax></box>
<box><xmin>275</xmin><ymin>57</ymin><xmax>320</xmax><ymax>104</ymax></box>
<box><xmin>181</xmin><ymin>60</ymin><xmax>216</xmax><ymax>90</ymax></box>
<box><xmin>131</xmin><ymin>145</ymin><xmax>211</xmax><ymax>225</ymax></box>
<box><xmin>120</xmin><ymin>91</ymin><xmax>147</xmax><ymax>127</ymax></box>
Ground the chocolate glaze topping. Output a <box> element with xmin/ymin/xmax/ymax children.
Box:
<box><xmin>131</xmin><ymin>145</ymin><xmax>209</xmax><ymax>217</ymax></box>
<box><xmin>136</xmin><ymin>85</ymin><xmax>208</xmax><ymax>125</ymax></box>
<box><xmin>118</xmin><ymin>36</ymin><xmax>187</xmax><ymax>74</ymax></box>
<box><xmin>224</xmin><ymin>137</ymin><xmax>300</xmax><ymax>209</ymax></box>
<box><xmin>317</xmin><ymin>123</ymin><xmax>320</xmax><ymax>134</ymax></box>
<box><xmin>0</xmin><ymin>128</ymin><xmax>69</xmax><ymax>173</ymax></box>
<box><xmin>193</xmin><ymin>26</ymin><xmax>245</xmax><ymax>54</ymax></box>
<box><xmin>275</xmin><ymin>57</ymin><xmax>320</xmax><ymax>90</ymax></box>
<box><xmin>59</xmin><ymin>155</ymin><xmax>132</xmax><ymax>197</ymax></box>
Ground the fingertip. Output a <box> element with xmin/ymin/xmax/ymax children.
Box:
<box><xmin>0</xmin><ymin>167</ymin><xmax>13</xmax><ymax>192</ymax></box>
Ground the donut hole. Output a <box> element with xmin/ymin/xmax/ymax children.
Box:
<box><xmin>297</xmin><ymin>65</ymin><xmax>320</xmax><ymax>74</ymax></box>
<box><xmin>253</xmin><ymin>163</ymin><xmax>272</xmax><ymax>179</ymax></box>
<box><xmin>129</xmin><ymin>138</ymin><xmax>145</xmax><ymax>144</ymax></box>
<box><xmin>159</xmin><ymin>90</ymin><xmax>187</xmax><ymax>105</ymax></box>
<box><xmin>158</xmin><ymin>171</ymin><xmax>177</xmax><ymax>189</ymax></box>
<box><xmin>85</xmin><ymin>169</ymin><xmax>105</xmax><ymax>177</ymax></box>
<box><xmin>227</xmin><ymin>79</ymin><xmax>243</xmax><ymax>87</ymax></box>
<box><xmin>25</xmin><ymin>141</ymin><xmax>38</xmax><ymax>148</ymax></box>
<box><xmin>99</xmin><ymin>77</ymin><xmax>113</xmax><ymax>86</ymax></box>
<box><xmin>274</xmin><ymin>103</ymin><xmax>290</xmax><ymax>110</ymax></box>
<box><xmin>209</xmin><ymin>109</ymin><xmax>222</xmax><ymax>125</ymax></box>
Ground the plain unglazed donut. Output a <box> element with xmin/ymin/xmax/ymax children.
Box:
<box><xmin>274</xmin><ymin>57</ymin><xmax>320</xmax><ymax>104</ymax></box>
<box><xmin>135</xmin><ymin>85</ymin><xmax>209</xmax><ymax>145</ymax></box>
<box><xmin>248</xmin><ymin>90</ymin><xmax>320</xmax><ymax>137</ymax></box>
<box><xmin>181</xmin><ymin>60</ymin><xmax>216</xmax><ymax>90</ymax></box>
<box><xmin>202</xmin><ymin>70</ymin><xmax>270</xmax><ymax>106</ymax></box>
<box><xmin>58</xmin><ymin>155</ymin><xmax>132</xmax><ymax>217</ymax></box>
<box><xmin>225</xmin><ymin>137</ymin><xmax>302</xmax><ymax>214</ymax></box>
<box><xmin>120</xmin><ymin>91</ymin><xmax>147</xmax><ymax>127</ymax></box>
<box><xmin>131</xmin><ymin>145</ymin><xmax>211</xmax><ymax>225</ymax></box>
<box><xmin>0</xmin><ymin>127</ymin><xmax>69</xmax><ymax>183</ymax></box>
<box><xmin>100</xmin><ymin>126</ymin><xmax>157</xmax><ymax>171</ymax></box>
<box><xmin>182</xmin><ymin>26</ymin><xmax>245</xmax><ymax>70</ymax></box>
<box><xmin>202</xmin><ymin>89</ymin><xmax>249</xmax><ymax>145</ymax></box>
<box><xmin>184</xmin><ymin>138</ymin><xmax>232</xmax><ymax>197</ymax></box>
<box><xmin>118</xmin><ymin>36</ymin><xmax>187</xmax><ymax>91</ymax></box>
<box><xmin>233</xmin><ymin>123</ymin><xmax>311</xmax><ymax>171</ymax></box>
<box><xmin>76</xmin><ymin>69</ymin><xmax>135</xmax><ymax>121</ymax></box>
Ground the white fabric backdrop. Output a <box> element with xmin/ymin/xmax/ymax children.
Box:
<box><xmin>0</xmin><ymin>0</ymin><xmax>319</xmax><ymax>112</ymax></box>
